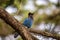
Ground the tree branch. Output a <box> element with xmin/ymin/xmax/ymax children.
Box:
<box><xmin>0</xmin><ymin>8</ymin><xmax>38</xmax><ymax>40</ymax></box>
<box><xmin>29</xmin><ymin>28</ymin><xmax>60</xmax><ymax>40</ymax></box>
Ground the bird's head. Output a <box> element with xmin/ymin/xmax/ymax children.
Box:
<box><xmin>28</xmin><ymin>12</ymin><xmax>34</xmax><ymax>19</ymax></box>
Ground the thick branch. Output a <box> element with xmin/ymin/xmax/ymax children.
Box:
<box><xmin>29</xmin><ymin>28</ymin><xmax>60</xmax><ymax>40</ymax></box>
<box><xmin>0</xmin><ymin>8</ymin><xmax>38</xmax><ymax>40</ymax></box>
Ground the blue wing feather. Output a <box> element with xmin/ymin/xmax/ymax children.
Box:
<box><xmin>23</xmin><ymin>18</ymin><xmax>33</xmax><ymax>28</ymax></box>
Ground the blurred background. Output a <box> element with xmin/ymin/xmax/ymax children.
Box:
<box><xmin>0</xmin><ymin>0</ymin><xmax>60</xmax><ymax>40</ymax></box>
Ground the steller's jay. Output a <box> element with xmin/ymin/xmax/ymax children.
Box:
<box><xmin>23</xmin><ymin>13</ymin><xmax>33</xmax><ymax>28</ymax></box>
<box><xmin>14</xmin><ymin>12</ymin><xmax>34</xmax><ymax>38</ymax></box>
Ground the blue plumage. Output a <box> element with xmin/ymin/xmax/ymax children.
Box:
<box><xmin>23</xmin><ymin>18</ymin><xmax>33</xmax><ymax>28</ymax></box>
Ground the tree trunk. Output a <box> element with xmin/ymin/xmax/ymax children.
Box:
<box><xmin>0</xmin><ymin>8</ymin><xmax>38</xmax><ymax>40</ymax></box>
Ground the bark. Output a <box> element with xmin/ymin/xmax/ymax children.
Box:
<box><xmin>29</xmin><ymin>28</ymin><xmax>60</xmax><ymax>40</ymax></box>
<box><xmin>0</xmin><ymin>8</ymin><xmax>38</xmax><ymax>40</ymax></box>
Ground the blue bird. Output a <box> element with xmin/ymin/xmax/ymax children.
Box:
<box><xmin>23</xmin><ymin>13</ymin><xmax>33</xmax><ymax>28</ymax></box>
<box><xmin>14</xmin><ymin>12</ymin><xmax>34</xmax><ymax>38</ymax></box>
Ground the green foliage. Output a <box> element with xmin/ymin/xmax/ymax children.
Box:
<box><xmin>0</xmin><ymin>20</ymin><xmax>14</xmax><ymax>36</ymax></box>
<box><xmin>17</xmin><ymin>37</ymin><xmax>23</xmax><ymax>40</ymax></box>
<box><xmin>56</xmin><ymin>1</ymin><xmax>60</xmax><ymax>7</ymax></box>
<box><xmin>0</xmin><ymin>0</ymin><xmax>14</xmax><ymax>8</ymax></box>
<box><xmin>0</xmin><ymin>0</ymin><xmax>27</xmax><ymax>8</ymax></box>
<box><xmin>34</xmin><ymin>16</ymin><xmax>42</xmax><ymax>25</ymax></box>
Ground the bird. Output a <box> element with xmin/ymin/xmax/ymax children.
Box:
<box><xmin>23</xmin><ymin>13</ymin><xmax>33</xmax><ymax>28</ymax></box>
<box><xmin>14</xmin><ymin>12</ymin><xmax>34</xmax><ymax>38</ymax></box>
